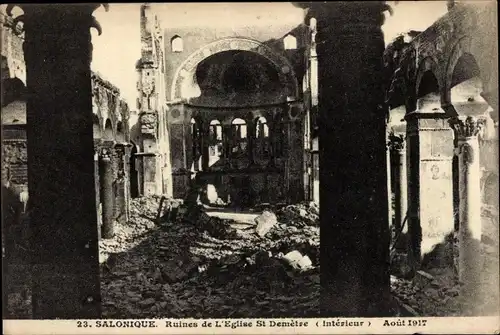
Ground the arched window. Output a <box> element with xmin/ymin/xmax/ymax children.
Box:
<box><xmin>231</xmin><ymin>118</ymin><xmax>247</xmax><ymax>156</ymax></box>
<box><xmin>255</xmin><ymin>116</ymin><xmax>269</xmax><ymax>138</ymax></box>
<box><xmin>255</xmin><ymin>116</ymin><xmax>270</xmax><ymax>159</ymax></box>
<box><xmin>191</xmin><ymin>118</ymin><xmax>200</xmax><ymax>159</ymax></box>
<box><xmin>284</xmin><ymin>34</ymin><xmax>297</xmax><ymax>50</ymax></box>
<box><xmin>171</xmin><ymin>35</ymin><xmax>183</xmax><ymax>53</ymax></box>
<box><xmin>208</xmin><ymin>120</ymin><xmax>222</xmax><ymax>165</ymax></box>
<box><xmin>209</xmin><ymin>119</ymin><xmax>222</xmax><ymax>142</ymax></box>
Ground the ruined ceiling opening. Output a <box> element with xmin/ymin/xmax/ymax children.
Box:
<box><xmin>195</xmin><ymin>50</ymin><xmax>282</xmax><ymax>97</ymax></box>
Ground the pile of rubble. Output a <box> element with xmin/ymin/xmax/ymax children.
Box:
<box><xmin>100</xmin><ymin>197</ymin><xmax>320</xmax><ymax>318</ymax></box>
<box><xmin>391</xmin><ymin>211</ymin><xmax>499</xmax><ymax>316</ymax></box>
<box><xmin>274</xmin><ymin>201</ymin><xmax>319</xmax><ymax>227</ymax></box>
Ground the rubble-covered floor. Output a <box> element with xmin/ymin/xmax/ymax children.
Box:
<box><xmin>5</xmin><ymin>196</ymin><xmax>498</xmax><ymax>318</ymax></box>
<box><xmin>99</xmin><ymin>196</ymin><xmax>321</xmax><ymax>318</ymax></box>
<box><xmin>391</xmin><ymin>209</ymin><xmax>500</xmax><ymax>316</ymax></box>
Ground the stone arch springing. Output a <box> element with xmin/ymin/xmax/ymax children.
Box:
<box><xmin>170</xmin><ymin>37</ymin><xmax>299</xmax><ymax>100</ymax></box>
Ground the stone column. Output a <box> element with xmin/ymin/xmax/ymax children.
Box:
<box><xmin>14</xmin><ymin>4</ymin><xmax>104</xmax><ymax>318</ymax></box>
<box><xmin>450</xmin><ymin>116</ymin><xmax>483</xmax><ymax>313</ymax></box>
<box><xmin>395</xmin><ymin>142</ymin><xmax>408</xmax><ymax>233</ymax></box>
<box><xmin>405</xmin><ymin>97</ymin><xmax>455</xmax><ymax>269</ymax></box>
<box><xmin>100</xmin><ymin>149</ymin><xmax>114</xmax><ymax>239</ymax></box>
<box><xmin>200</xmin><ymin>121</ymin><xmax>210</xmax><ymax>171</ymax></box>
<box><xmin>309</xmin><ymin>2</ymin><xmax>391</xmax><ymax>316</ymax></box>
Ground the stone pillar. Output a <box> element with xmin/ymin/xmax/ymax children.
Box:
<box><xmin>113</xmin><ymin>143</ymin><xmax>127</xmax><ymax>224</ymax></box>
<box><xmin>310</xmin><ymin>2</ymin><xmax>391</xmax><ymax>316</ymax></box>
<box><xmin>123</xmin><ymin>144</ymin><xmax>133</xmax><ymax>222</ymax></box>
<box><xmin>15</xmin><ymin>4</ymin><xmax>103</xmax><ymax>318</ymax></box>
<box><xmin>246</xmin><ymin>115</ymin><xmax>256</xmax><ymax>166</ymax></box>
<box><xmin>395</xmin><ymin>144</ymin><xmax>408</xmax><ymax>232</ymax></box>
<box><xmin>450</xmin><ymin>116</ymin><xmax>483</xmax><ymax>313</ymax></box>
<box><xmin>200</xmin><ymin>121</ymin><xmax>209</xmax><ymax>171</ymax></box>
<box><xmin>222</xmin><ymin>124</ymin><xmax>232</xmax><ymax>168</ymax></box>
<box><xmin>100</xmin><ymin>148</ymin><xmax>114</xmax><ymax>239</ymax></box>
<box><xmin>405</xmin><ymin>98</ymin><xmax>455</xmax><ymax>269</ymax></box>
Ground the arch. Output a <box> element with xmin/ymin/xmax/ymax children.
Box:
<box><xmin>104</xmin><ymin>119</ymin><xmax>113</xmax><ymax>140</ymax></box>
<box><xmin>171</xmin><ymin>35</ymin><xmax>184</xmax><ymax>53</ymax></box>
<box><xmin>93</xmin><ymin>114</ymin><xmax>101</xmax><ymax>139</ymax></box>
<box><xmin>1</xmin><ymin>77</ymin><xmax>26</xmax><ymax>108</ymax></box>
<box><xmin>256</xmin><ymin>116</ymin><xmax>269</xmax><ymax>138</ymax></box>
<box><xmin>283</xmin><ymin>34</ymin><xmax>297</xmax><ymax>50</ymax></box>
<box><xmin>443</xmin><ymin>36</ymin><xmax>479</xmax><ymax>106</ymax></box>
<box><xmin>209</xmin><ymin>119</ymin><xmax>222</xmax><ymax>141</ymax></box>
<box><xmin>415</xmin><ymin>57</ymin><xmax>441</xmax><ymax>99</ymax></box>
<box><xmin>116</xmin><ymin>121</ymin><xmax>125</xmax><ymax>142</ymax></box>
<box><xmin>171</xmin><ymin>37</ymin><xmax>299</xmax><ymax>100</ymax></box>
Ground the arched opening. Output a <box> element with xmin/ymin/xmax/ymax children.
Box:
<box><xmin>208</xmin><ymin>119</ymin><xmax>222</xmax><ymax>167</ymax></box>
<box><xmin>191</xmin><ymin>118</ymin><xmax>202</xmax><ymax>171</ymax></box>
<box><xmin>450</xmin><ymin>53</ymin><xmax>486</xmax><ymax>114</ymax></box>
<box><xmin>188</xmin><ymin>50</ymin><xmax>285</xmax><ymax>107</ymax></box>
<box><xmin>129</xmin><ymin>143</ymin><xmax>139</xmax><ymax>198</ymax></box>
<box><xmin>104</xmin><ymin>119</ymin><xmax>113</xmax><ymax>140</ymax></box>
<box><xmin>231</xmin><ymin>118</ymin><xmax>247</xmax><ymax>158</ymax></box>
<box><xmin>284</xmin><ymin>34</ymin><xmax>297</xmax><ymax>50</ymax></box>
<box><xmin>171</xmin><ymin>35</ymin><xmax>183</xmax><ymax>53</ymax></box>
<box><xmin>116</xmin><ymin>121</ymin><xmax>125</xmax><ymax>142</ymax></box>
<box><xmin>93</xmin><ymin>114</ymin><xmax>101</xmax><ymax>139</ymax></box>
<box><xmin>255</xmin><ymin>116</ymin><xmax>270</xmax><ymax>160</ymax></box>
<box><xmin>417</xmin><ymin>70</ymin><xmax>440</xmax><ymax>100</ymax></box>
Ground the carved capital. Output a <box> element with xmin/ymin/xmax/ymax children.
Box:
<box><xmin>449</xmin><ymin>116</ymin><xmax>484</xmax><ymax>138</ymax></box>
<box><xmin>387</xmin><ymin>131</ymin><xmax>405</xmax><ymax>151</ymax></box>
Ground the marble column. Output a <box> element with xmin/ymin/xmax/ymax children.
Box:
<box><xmin>450</xmin><ymin>116</ymin><xmax>483</xmax><ymax>314</ymax></box>
<box><xmin>13</xmin><ymin>4</ymin><xmax>104</xmax><ymax>318</ymax></box>
<box><xmin>100</xmin><ymin>148</ymin><xmax>114</xmax><ymax>239</ymax></box>
<box><xmin>309</xmin><ymin>2</ymin><xmax>391</xmax><ymax>316</ymax></box>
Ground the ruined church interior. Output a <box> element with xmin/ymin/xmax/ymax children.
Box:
<box><xmin>1</xmin><ymin>1</ymin><xmax>499</xmax><ymax>319</ymax></box>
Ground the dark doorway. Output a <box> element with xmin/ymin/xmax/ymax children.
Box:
<box><xmin>129</xmin><ymin>143</ymin><xmax>139</xmax><ymax>198</ymax></box>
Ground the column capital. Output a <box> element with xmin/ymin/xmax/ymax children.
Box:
<box><xmin>449</xmin><ymin>116</ymin><xmax>484</xmax><ymax>139</ymax></box>
<box><xmin>388</xmin><ymin>131</ymin><xmax>405</xmax><ymax>151</ymax></box>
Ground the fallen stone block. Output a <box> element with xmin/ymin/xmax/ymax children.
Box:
<box><xmin>255</xmin><ymin>210</ymin><xmax>277</xmax><ymax>237</ymax></box>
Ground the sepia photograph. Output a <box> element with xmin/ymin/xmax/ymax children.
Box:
<box><xmin>1</xmin><ymin>1</ymin><xmax>499</xmax><ymax>334</ymax></box>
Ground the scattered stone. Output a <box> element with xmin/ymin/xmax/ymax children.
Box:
<box><xmin>255</xmin><ymin>210</ymin><xmax>277</xmax><ymax>237</ymax></box>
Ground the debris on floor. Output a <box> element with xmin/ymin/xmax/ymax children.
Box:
<box><xmin>100</xmin><ymin>196</ymin><xmax>320</xmax><ymax>318</ymax></box>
